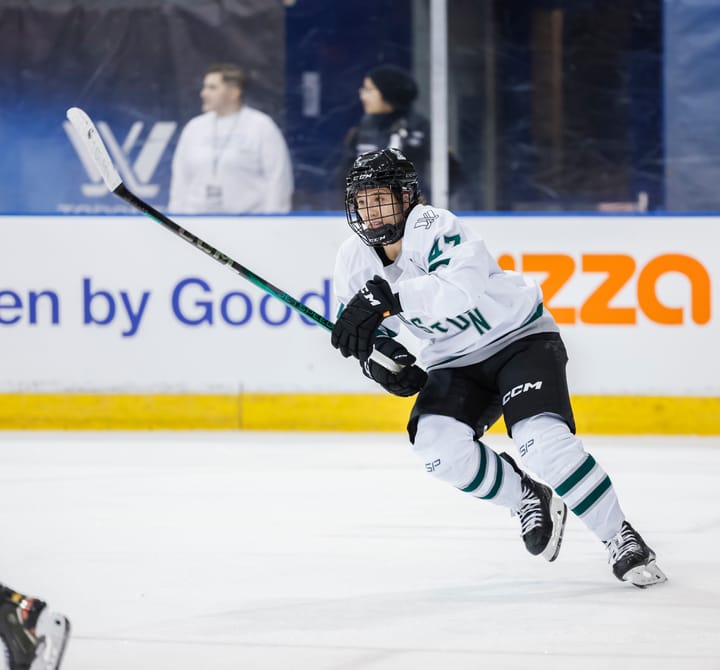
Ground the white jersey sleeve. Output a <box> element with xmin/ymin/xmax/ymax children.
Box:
<box><xmin>332</xmin><ymin>235</ymin><xmax>405</xmax><ymax>337</ymax></box>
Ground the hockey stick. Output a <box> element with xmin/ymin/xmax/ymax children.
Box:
<box><xmin>65</xmin><ymin>107</ymin><xmax>401</xmax><ymax>373</ymax></box>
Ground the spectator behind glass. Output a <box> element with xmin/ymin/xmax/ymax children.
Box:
<box><xmin>339</xmin><ymin>64</ymin><xmax>467</xmax><ymax>207</ymax></box>
<box><xmin>169</xmin><ymin>63</ymin><xmax>293</xmax><ymax>214</ymax></box>
<box><xmin>340</xmin><ymin>65</ymin><xmax>429</xmax><ymax>197</ymax></box>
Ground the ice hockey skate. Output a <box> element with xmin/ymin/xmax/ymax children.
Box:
<box><xmin>0</xmin><ymin>588</ymin><xmax>70</xmax><ymax>670</ymax></box>
<box><xmin>604</xmin><ymin>521</ymin><xmax>668</xmax><ymax>588</ymax></box>
<box><xmin>502</xmin><ymin>454</ymin><xmax>567</xmax><ymax>562</ymax></box>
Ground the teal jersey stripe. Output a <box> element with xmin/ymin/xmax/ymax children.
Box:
<box><xmin>520</xmin><ymin>302</ymin><xmax>544</xmax><ymax>328</ymax></box>
<box><xmin>571</xmin><ymin>476</ymin><xmax>612</xmax><ymax>516</ymax></box>
<box><xmin>429</xmin><ymin>258</ymin><xmax>451</xmax><ymax>272</ymax></box>
<box><xmin>377</xmin><ymin>325</ymin><xmax>399</xmax><ymax>338</ymax></box>
<box><xmin>555</xmin><ymin>454</ymin><xmax>596</xmax><ymax>497</ymax></box>
<box><xmin>459</xmin><ymin>441</ymin><xmax>488</xmax><ymax>493</ymax></box>
<box><xmin>479</xmin><ymin>452</ymin><xmax>504</xmax><ymax>500</ymax></box>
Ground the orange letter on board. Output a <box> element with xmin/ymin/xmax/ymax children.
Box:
<box><xmin>580</xmin><ymin>254</ymin><xmax>637</xmax><ymax>324</ymax></box>
<box><xmin>638</xmin><ymin>254</ymin><xmax>711</xmax><ymax>325</ymax></box>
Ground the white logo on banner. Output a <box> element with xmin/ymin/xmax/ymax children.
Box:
<box><xmin>64</xmin><ymin>120</ymin><xmax>177</xmax><ymax>198</ymax></box>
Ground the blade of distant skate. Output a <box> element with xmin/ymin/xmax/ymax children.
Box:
<box><xmin>30</xmin><ymin>611</ymin><xmax>70</xmax><ymax>670</ymax></box>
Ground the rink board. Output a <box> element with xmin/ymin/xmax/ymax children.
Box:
<box><xmin>1</xmin><ymin>214</ymin><xmax>718</xmax><ymax>432</ymax></box>
<box><xmin>0</xmin><ymin>393</ymin><xmax>719</xmax><ymax>434</ymax></box>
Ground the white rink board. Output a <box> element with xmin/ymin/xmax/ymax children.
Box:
<box><xmin>0</xmin><ymin>214</ymin><xmax>717</xmax><ymax>394</ymax></box>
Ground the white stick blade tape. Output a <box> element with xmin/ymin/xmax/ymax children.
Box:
<box><xmin>66</xmin><ymin>107</ymin><xmax>123</xmax><ymax>192</ymax></box>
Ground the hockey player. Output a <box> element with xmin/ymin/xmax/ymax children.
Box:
<box><xmin>331</xmin><ymin>148</ymin><xmax>667</xmax><ymax>587</ymax></box>
<box><xmin>0</xmin><ymin>584</ymin><xmax>70</xmax><ymax>670</ymax></box>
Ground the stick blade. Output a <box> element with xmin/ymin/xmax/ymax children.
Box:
<box><xmin>65</xmin><ymin>107</ymin><xmax>123</xmax><ymax>192</ymax></box>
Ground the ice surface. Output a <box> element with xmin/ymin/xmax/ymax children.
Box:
<box><xmin>0</xmin><ymin>431</ymin><xmax>717</xmax><ymax>670</ymax></box>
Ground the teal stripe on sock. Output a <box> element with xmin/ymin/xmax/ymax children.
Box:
<box><xmin>571</xmin><ymin>476</ymin><xmax>612</xmax><ymax>516</ymax></box>
<box><xmin>556</xmin><ymin>454</ymin><xmax>596</xmax><ymax>497</ymax></box>
<box><xmin>459</xmin><ymin>442</ymin><xmax>487</xmax><ymax>493</ymax></box>
<box><xmin>480</xmin><ymin>452</ymin><xmax>504</xmax><ymax>500</ymax></box>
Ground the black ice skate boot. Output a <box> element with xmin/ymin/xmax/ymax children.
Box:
<box><xmin>501</xmin><ymin>453</ymin><xmax>567</xmax><ymax>562</ymax></box>
<box><xmin>0</xmin><ymin>586</ymin><xmax>70</xmax><ymax>670</ymax></box>
<box><xmin>603</xmin><ymin>521</ymin><xmax>668</xmax><ymax>588</ymax></box>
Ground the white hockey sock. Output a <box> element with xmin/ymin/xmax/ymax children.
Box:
<box><xmin>511</xmin><ymin>413</ymin><xmax>625</xmax><ymax>541</ymax></box>
<box><xmin>413</xmin><ymin>414</ymin><xmax>522</xmax><ymax>508</ymax></box>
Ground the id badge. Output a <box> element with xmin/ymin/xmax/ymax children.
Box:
<box><xmin>205</xmin><ymin>183</ymin><xmax>223</xmax><ymax>211</ymax></box>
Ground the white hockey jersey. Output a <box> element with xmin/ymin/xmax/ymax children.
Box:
<box><xmin>333</xmin><ymin>205</ymin><xmax>559</xmax><ymax>370</ymax></box>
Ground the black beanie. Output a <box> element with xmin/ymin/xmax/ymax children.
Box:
<box><xmin>366</xmin><ymin>65</ymin><xmax>418</xmax><ymax>111</ymax></box>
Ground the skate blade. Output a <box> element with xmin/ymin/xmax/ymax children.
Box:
<box><xmin>541</xmin><ymin>497</ymin><xmax>568</xmax><ymax>562</ymax></box>
<box><xmin>623</xmin><ymin>560</ymin><xmax>668</xmax><ymax>588</ymax></box>
<box><xmin>30</xmin><ymin>611</ymin><xmax>71</xmax><ymax>670</ymax></box>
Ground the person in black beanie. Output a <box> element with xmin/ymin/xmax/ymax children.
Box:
<box><xmin>365</xmin><ymin>64</ymin><xmax>419</xmax><ymax>113</ymax></box>
<box><xmin>339</xmin><ymin>64</ymin><xmax>468</xmax><ymax>207</ymax></box>
<box><xmin>339</xmin><ymin>65</ymin><xmax>431</xmax><ymax>200</ymax></box>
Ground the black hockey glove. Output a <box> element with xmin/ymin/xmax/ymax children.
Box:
<box><xmin>362</xmin><ymin>337</ymin><xmax>427</xmax><ymax>397</ymax></box>
<box><xmin>331</xmin><ymin>275</ymin><xmax>402</xmax><ymax>362</ymax></box>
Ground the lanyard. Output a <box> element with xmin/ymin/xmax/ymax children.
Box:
<box><xmin>211</xmin><ymin>110</ymin><xmax>241</xmax><ymax>176</ymax></box>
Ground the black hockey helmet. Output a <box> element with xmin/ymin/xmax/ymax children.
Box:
<box><xmin>345</xmin><ymin>148</ymin><xmax>421</xmax><ymax>246</ymax></box>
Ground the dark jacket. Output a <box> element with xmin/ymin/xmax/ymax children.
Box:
<box><xmin>339</xmin><ymin>110</ymin><xmax>468</xmax><ymax>206</ymax></box>
<box><xmin>340</xmin><ymin>110</ymin><xmax>430</xmax><ymax>194</ymax></box>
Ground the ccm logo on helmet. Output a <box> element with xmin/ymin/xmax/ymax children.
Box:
<box><xmin>502</xmin><ymin>381</ymin><xmax>543</xmax><ymax>405</ymax></box>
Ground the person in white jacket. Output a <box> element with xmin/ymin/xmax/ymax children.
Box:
<box><xmin>331</xmin><ymin>148</ymin><xmax>667</xmax><ymax>588</ymax></box>
<box><xmin>169</xmin><ymin>63</ymin><xmax>293</xmax><ymax>214</ymax></box>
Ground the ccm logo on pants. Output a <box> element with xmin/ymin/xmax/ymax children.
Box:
<box><xmin>502</xmin><ymin>381</ymin><xmax>543</xmax><ymax>405</ymax></box>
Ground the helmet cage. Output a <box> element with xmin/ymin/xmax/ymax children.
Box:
<box><xmin>344</xmin><ymin>150</ymin><xmax>420</xmax><ymax>246</ymax></box>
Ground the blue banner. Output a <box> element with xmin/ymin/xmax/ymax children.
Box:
<box><xmin>0</xmin><ymin>0</ymin><xmax>284</xmax><ymax>213</ymax></box>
